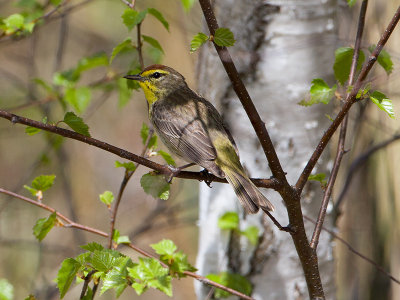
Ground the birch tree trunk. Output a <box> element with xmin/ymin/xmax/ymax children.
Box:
<box><xmin>195</xmin><ymin>1</ymin><xmax>337</xmax><ymax>299</ymax></box>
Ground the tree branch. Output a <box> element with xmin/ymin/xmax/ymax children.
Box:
<box><xmin>198</xmin><ymin>0</ymin><xmax>287</xmax><ymax>183</ymax></box>
<box><xmin>296</xmin><ymin>5</ymin><xmax>400</xmax><ymax>192</ymax></box>
<box><xmin>0</xmin><ymin>109</ymin><xmax>277</xmax><ymax>190</ymax></box>
<box><xmin>310</xmin><ymin>0</ymin><xmax>369</xmax><ymax>250</ymax></box>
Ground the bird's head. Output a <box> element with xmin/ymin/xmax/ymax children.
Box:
<box><xmin>124</xmin><ymin>65</ymin><xmax>187</xmax><ymax>104</ymax></box>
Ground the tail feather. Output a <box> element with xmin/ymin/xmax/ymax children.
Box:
<box><xmin>223</xmin><ymin>168</ymin><xmax>274</xmax><ymax>214</ymax></box>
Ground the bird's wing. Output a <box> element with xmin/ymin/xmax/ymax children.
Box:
<box><xmin>151</xmin><ymin>101</ymin><xmax>217</xmax><ymax>166</ymax></box>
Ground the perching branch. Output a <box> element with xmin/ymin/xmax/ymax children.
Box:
<box><xmin>310</xmin><ymin>0</ymin><xmax>369</xmax><ymax>250</ymax></box>
<box><xmin>296</xmin><ymin>5</ymin><xmax>400</xmax><ymax>192</ymax></box>
<box><xmin>0</xmin><ymin>110</ymin><xmax>277</xmax><ymax>190</ymax></box>
<box><xmin>0</xmin><ymin>187</ymin><xmax>254</xmax><ymax>300</ymax></box>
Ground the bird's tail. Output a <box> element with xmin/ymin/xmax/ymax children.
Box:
<box><xmin>222</xmin><ymin>166</ymin><xmax>275</xmax><ymax>214</ymax></box>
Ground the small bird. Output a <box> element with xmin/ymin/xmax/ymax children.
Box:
<box><xmin>124</xmin><ymin>65</ymin><xmax>274</xmax><ymax>214</ymax></box>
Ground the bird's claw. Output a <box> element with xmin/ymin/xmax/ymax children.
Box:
<box><xmin>165</xmin><ymin>164</ymin><xmax>180</xmax><ymax>183</ymax></box>
<box><xmin>200</xmin><ymin>169</ymin><xmax>213</xmax><ymax>188</ymax></box>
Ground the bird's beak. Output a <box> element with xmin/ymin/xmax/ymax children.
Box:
<box><xmin>124</xmin><ymin>74</ymin><xmax>145</xmax><ymax>81</ymax></box>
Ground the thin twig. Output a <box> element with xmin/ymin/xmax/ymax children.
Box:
<box><xmin>0</xmin><ymin>110</ymin><xmax>277</xmax><ymax>190</ymax></box>
<box><xmin>0</xmin><ymin>187</ymin><xmax>254</xmax><ymax>300</ymax></box>
<box><xmin>296</xmin><ymin>5</ymin><xmax>400</xmax><ymax>192</ymax></box>
<box><xmin>137</xmin><ymin>22</ymin><xmax>144</xmax><ymax>69</ymax></box>
<box><xmin>310</xmin><ymin>0</ymin><xmax>369</xmax><ymax>250</ymax></box>
<box><xmin>304</xmin><ymin>215</ymin><xmax>400</xmax><ymax>285</ymax></box>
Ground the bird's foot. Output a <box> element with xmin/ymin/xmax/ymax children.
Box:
<box><xmin>165</xmin><ymin>163</ymin><xmax>195</xmax><ymax>183</ymax></box>
<box><xmin>200</xmin><ymin>169</ymin><xmax>213</xmax><ymax>188</ymax></box>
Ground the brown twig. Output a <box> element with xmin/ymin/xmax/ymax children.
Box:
<box><xmin>0</xmin><ymin>187</ymin><xmax>254</xmax><ymax>300</ymax></box>
<box><xmin>0</xmin><ymin>110</ymin><xmax>277</xmax><ymax>190</ymax></box>
<box><xmin>296</xmin><ymin>5</ymin><xmax>400</xmax><ymax>192</ymax></box>
<box><xmin>137</xmin><ymin>22</ymin><xmax>144</xmax><ymax>69</ymax></box>
<box><xmin>304</xmin><ymin>215</ymin><xmax>400</xmax><ymax>285</ymax></box>
<box><xmin>310</xmin><ymin>0</ymin><xmax>369</xmax><ymax>250</ymax></box>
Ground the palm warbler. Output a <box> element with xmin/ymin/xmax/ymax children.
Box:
<box><xmin>124</xmin><ymin>65</ymin><xmax>274</xmax><ymax>214</ymax></box>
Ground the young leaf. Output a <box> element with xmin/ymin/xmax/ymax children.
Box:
<box><xmin>128</xmin><ymin>258</ymin><xmax>172</xmax><ymax>297</ymax></box>
<box><xmin>140</xmin><ymin>123</ymin><xmax>157</xmax><ymax>149</ymax></box>
<box><xmin>3</xmin><ymin>14</ymin><xmax>24</xmax><ymax>34</ymax></box>
<box><xmin>333</xmin><ymin>47</ymin><xmax>365</xmax><ymax>85</ymax></box>
<box><xmin>32</xmin><ymin>174</ymin><xmax>56</xmax><ymax>191</ymax></box>
<box><xmin>117</xmin><ymin>78</ymin><xmax>132</xmax><ymax>108</ymax></box>
<box><xmin>370</xmin><ymin>91</ymin><xmax>395</xmax><ymax>119</ymax></box>
<box><xmin>347</xmin><ymin>0</ymin><xmax>357</xmax><ymax>7</ymax></box>
<box><xmin>140</xmin><ymin>173</ymin><xmax>170</xmax><ymax>200</ymax></box>
<box><xmin>218</xmin><ymin>212</ymin><xmax>239</xmax><ymax>230</ymax></box>
<box><xmin>0</xmin><ymin>278</ymin><xmax>14</xmax><ymax>300</ymax></box>
<box><xmin>56</xmin><ymin>258</ymin><xmax>81</xmax><ymax>298</ymax></box>
<box><xmin>206</xmin><ymin>272</ymin><xmax>252</xmax><ymax>298</ymax></box>
<box><xmin>151</xmin><ymin>239</ymin><xmax>177</xmax><ymax>256</ymax></box>
<box><xmin>157</xmin><ymin>150</ymin><xmax>176</xmax><ymax>166</ymax></box>
<box><xmin>148</xmin><ymin>8</ymin><xmax>169</xmax><ymax>31</ymax></box>
<box><xmin>33</xmin><ymin>212</ymin><xmax>57</xmax><ymax>241</ymax></box>
<box><xmin>241</xmin><ymin>226</ymin><xmax>259</xmax><ymax>246</ymax></box>
<box><xmin>63</xmin><ymin>112</ymin><xmax>91</xmax><ymax>137</ymax></box>
<box><xmin>115</xmin><ymin>161</ymin><xmax>137</xmax><ymax>172</ymax></box>
<box><xmin>81</xmin><ymin>242</ymin><xmax>104</xmax><ymax>252</ymax></box>
<box><xmin>99</xmin><ymin>191</ymin><xmax>114</xmax><ymax>206</ymax></box>
<box><xmin>75</xmin><ymin>53</ymin><xmax>109</xmax><ymax>76</ymax></box>
<box><xmin>308</xmin><ymin>173</ymin><xmax>327</xmax><ymax>185</ymax></box>
<box><xmin>64</xmin><ymin>86</ymin><xmax>91</xmax><ymax>114</ymax></box>
<box><xmin>142</xmin><ymin>35</ymin><xmax>164</xmax><ymax>54</ymax></box>
<box><xmin>368</xmin><ymin>44</ymin><xmax>393</xmax><ymax>75</ymax></box>
<box><xmin>213</xmin><ymin>28</ymin><xmax>236</xmax><ymax>47</ymax></box>
<box><xmin>299</xmin><ymin>79</ymin><xmax>336</xmax><ymax>106</ymax></box>
<box><xmin>190</xmin><ymin>33</ymin><xmax>209</xmax><ymax>53</ymax></box>
<box><xmin>110</xmin><ymin>38</ymin><xmax>134</xmax><ymax>64</ymax></box>
<box><xmin>121</xmin><ymin>9</ymin><xmax>147</xmax><ymax>31</ymax></box>
<box><xmin>180</xmin><ymin>0</ymin><xmax>196</xmax><ymax>11</ymax></box>
<box><xmin>25</xmin><ymin>126</ymin><xmax>41</xmax><ymax>135</ymax></box>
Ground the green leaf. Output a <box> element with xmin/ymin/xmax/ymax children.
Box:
<box><xmin>142</xmin><ymin>35</ymin><xmax>164</xmax><ymax>54</ymax></box>
<box><xmin>63</xmin><ymin>112</ymin><xmax>91</xmax><ymax>137</ymax></box>
<box><xmin>3</xmin><ymin>14</ymin><xmax>24</xmax><ymax>33</ymax></box>
<box><xmin>53</xmin><ymin>70</ymin><xmax>77</xmax><ymax>87</ymax></box>
<box><xmin>25</xmin><ymin>126</ymin><xmax>41</xmax><ymax>136</ymax></box>
<box><xmin>148</xmin><ymin>8</ymin><xmax>169</xmax><ymax>31</ymax></box>
<box><xmin>206</xmin><ymin>272</ymin><xmax>252</xmax><ymax>298</ymax></box>
<box><xmin>218</xmin><ymin>212</ymin><xmax>239</xmax><ymax>230</ymax></box>
<box><xmin>121</xmin><ymin>9</ymin><xmax>147</xmax><ymax>31</ymax></box>
<box><xmin>157</xmin><ymin>150</ymin><xmax>176</xmax><ymax>166</ymax></box>
<box><xmin>333</xmin><ymin>47</ymin><xmax>365</xmax><ymax>85</ymax></box>
<box><xmin>131</xmin><ymin>282</ymin><xmax>147</xmax><ymax>295</ymax></box>
<box><xmin>140</xmin><ymin>123</ymin><xmax>157</xmax><ymax>149</ymax></box>
<box><xmin>64</xmin><ymin>86</ymin><xmax>91</xmax><ymax>114</ymax></box>
<box><xmin>100</xmin><ymin>256</ymin><xmax>133</xmax><ymax>296</ymax></box>
<box><xmin>190</xmin><ymin>33</ymin><xmax>209</xmax><ymax>53</ymax></box>
<box><xmin>115</xmin><ymin>161</ymin><xmax>137</xmax><ymax>172</ymax></box>
<box><xmin>151</xmin><ymin>239</ymin><xmax>177</xmax><ymax>256</ymax></box>
<box><xmin>75</xmin><ymin>53</ymin><xmax>109</xmax><ymax>75</ymax></box>
<box><xmin>81</xmin><ymin>242</ymin><xmax>104</xmax><ymax>252</ymax></box>
<box><xmin>91</xmin><ymin>250</ymin><xmax>121</xmax><ymax>273</ymax></box>
<box><xmin>33</xmin><ymin>212</ymin><xmax>57</xmax><ymax>241</ymax></box>
<box><xmin>32</xmin><ymin>174</ymin><xmax>56</xmax><ymax>191</ymax></box>
<box><xmin>128</xmin><ymin>258</ymin><xmax>172</xmax><ymax>297</ymax></box>
<box><xmin>0</xmin><ymin>278</ymin><xmax>14</xmax><ymax>300</ymax></box>
<box><xmin>34</xmin><ymin>78</ymin><xmax>56</xmax><ymax>96</ymax></box>
<box><xmin>99</xmin><ymin>191</ymin><xmax>114</xmax><ymax>206</ymax></box>
<box><xmin>147</xmin><ymin>47</ymin><xmax>163</xmax><ymax>64</ymax></box>
<box><xmin>347</xmin><ymin>0</ymin><xmax>357</xmax><ymax>7</ymax></box>
<box><xmin>140</xmin><ymin>173</ymin><xmax>170</xmax><ymax>200</ymax></box>
<box><xmin>167</xmin><ymin>251</ymin><xmax>196</xmax><ymax>276</ymax></box>
<box><xmin>213</xmin><ymin>28</ymin><xmax>236</xmax><ymax>47</ymax></box>
<box><xmin>240</xmin><ymin>226</ymin><xmax>259</xmax><ymax>246</ymax></box>
<box><xmin>110</xmin><ymin>38</ymin><xmax>134</xmax><ymax>64</ymax></box>
<box><xmin>308</xmin><ymin>173</ymin><xmax>327</xmax><ymax>185</ymax></box>
<box><xmin>368</xmin><ymin>44</ymin><xmax>393</xmax><ymax>75</ymax></box>
<box><xmin>180</xmin><ymin>0</ymin><xmax>196</xmax><ymax>11</ymax></box>
<box><xmin>370</xmin><ymin>90</ymin><xmax>395</xmax><ymax>119</ymax></box>
<box><xmin>299</xmin><ymin>78</ymin><xmax>336</xmax><ymax>106</ymax></box>
<box><xmin>56</xmin><ymin>258</ymin><xmax>81</xmax><ymax>298</ymax></box>
<box><xmin>117</xmin><ymin>78</ymin><xmax>132</xmax><ymax>108</ymax></box>
<box><xmin>116</xmin><ymin>235</ymin><xmax>131</xmax><ymax>245</ymax></box>
<box><xmin>23</xmin><ymin>185</ymin><xmax>38</xmax><ymax>197</ymax></box>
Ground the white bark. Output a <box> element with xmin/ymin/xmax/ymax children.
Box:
<box><xmin>196</xmin><ymin>1</ymin><xmax>337</xmax><ymax>299</ymax></box>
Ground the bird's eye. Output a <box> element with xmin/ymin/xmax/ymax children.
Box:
<box><xmin>152</xmin><ymin>72</ymin><xmax>161</xmax><ymax>79</ymax></box>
